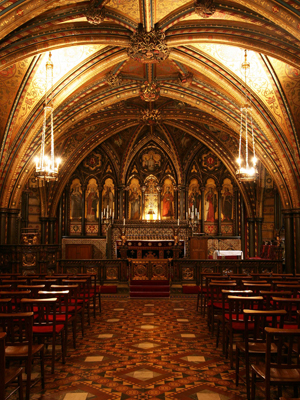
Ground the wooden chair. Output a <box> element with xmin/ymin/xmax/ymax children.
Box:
<box><xmin>0</xmin><ymin>332</ymin><xmax>24</xmax><ymax>400</ymax></box>
<box><xmin>242</xmin><ymin>283</ymin><xmax>272</xmax><ymax>296</ymax></box>
<box><xmin>17</xmin><ymin>285</ymin><xmax>45</xmax><ymax>297</ymax></box>
<box><xmin>0</xmin><ymin>291</ymin><xmax>31</xmax><ymax>312</ymax></box>
<box><xmin>197</xmin><ymin>272</ymin><xmax>221</xmax><ymax>313</ymax></box>
<box><xmin>0</xmin><ymin>286</ymin><xmax>12</xmax><ymax>291</ymax></box>
<box><xmin>70</xmin><ymin>273</ymin><xmax>100</xmax><ymax>316</ymax></box>
<box><xmin>62</xmin><ymin>279</ymin><xmax>90</xmax><ymax>326</ymax></box>
<box><xmin>1</xmin><ymin>281</ymin><xmax>26</xmax><ymax>290</ymax></box>
<box><xmin>275</xmin><ymin>284</ymin><xmax>300</xmax><ymax>298</ymax></box>
<box><xmin>50</xmin><ymin>285</ymin><xmax>84</xmax><ymax>340</ymax></box>
<box><xmin>251</xmin><ymin>327</ymin><xmax>300</xmax><ymax>400</ymax></box>
<box><xmin>236</xmin><ymin>309</ymin><xmax>287</xmax><ymax>399</ymax></box>
<box><xmin>0</xmin><ymin>299</ymin><xmax>12</xmax><ymax>313</ymax></box>
<box><xmin>272</xmin><ymin>297</ymin><xmax>300</xmax><ymax>328</ymax></box>
<box><xmin>0</xmin><ymin>312</ymin><xmax>45</xmax><ymax>400</ymax></box>
<box><xmin>21</xmin><ymin>298</ymin><xmax>65</xmax><ymax>374</ymax></box>
<box><xmin>215</xmin><ymin>289</ymin><xmax>253</xmax><ymax>353</ymax></box>
<box><xmin>206</xmin><ymin>281</ymin><xmax>237</xmax><ymax>335</ymax></box>
<box><xmin>260</xmin><ymin>290</ymin><xmax>292</xmax><ymax>310</ymax></box>
<box><xmin>31</xmin><ymin>280</ymin><xmax>57</xmax><ymax>290</ymax></box>
<box><xmin>224</xmin><ymin>295</ymin><xmax>264</xmax><ymax>369</ymax></box>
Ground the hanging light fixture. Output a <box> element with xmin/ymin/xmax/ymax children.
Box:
<box><xmin>35</xmin><ymin>52</ymin><xmax>61</xmax><ymax>182</ymax></box>
<box><xmin>236</xmin><ymin>50</ymin><xmax>258</xmax><ymax>182</ymax></box>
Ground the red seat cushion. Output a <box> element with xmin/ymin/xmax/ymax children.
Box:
<box><xmin>33</xmin><ymin>324</ymin><xmax>64</xmax><ymax>333</ymax></box>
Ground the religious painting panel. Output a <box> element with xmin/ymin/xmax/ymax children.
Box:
<box><xmin>128</xmin><ymin>178</ymin><xmax>141</xmax><ymax>220</ymax></box>
<box><xmin>144</xmin><ymin>175</ymin><xmax>159</xmax><ymax>220</ymax></box>
<box><xmin>85</xmin><ymin>178</ymin><xmax>99</xmax><ymax>221</ymax></box>
<box><xmin>204</xmin><ymin>179</ymin><xmax>217</xmax><ymax>222</ymax></box>
<box><xmin>70</xmin><ymin>178</ymin><xmax>82</xmax><ymax>220</ymax></box>
<box><xmin>102</xmin><ymin>178</ymin><xmax>115</xmax><ymax>218</ymax></box>
<box><xmin>140</xmin><ymin>149</ymin><xmax>162</xmax><ymax>173</ymax></box>
<box><xmin>83</xmin><ymin>151</ymin><xmax>102</xmax><ymax>171</ymax></box>
<box><xmin>221</xmin><ymin>179</ymin><xmax>233</xmax><ymax>222</ymax></box>
<box><xmin>161</xmin><ymin>178</ymin><xmax>175</xmax><ymax>219</ymax></box>
<box><xmin>188</xmin><ymin>178</ymin><xmax>201</xmax><ymax>218</ymax></box>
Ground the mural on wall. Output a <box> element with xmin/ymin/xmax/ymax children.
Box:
<box><xmin>70</xmin><ymin>178</ymin><xmax>82</xmax><ymax>220</ymax></box>
<box><xmin>102</xmin><ymin>178</ymin><xmax>114</xmax><ymax>215</ymax></box>
<box><xmin>141</xmin><ymin>149</ymin><xmax>162</xmax><ymax>172</ymax></box>
<box><xmin>205</xmin><ymin>180</ymin><xmax>217</xmax><ymax>222</ymax></box>
<box><xmin>85</xmin><ymin>178</ymin><xmax>99</xmax><ymax>221</ymax></box>
<box><xmin>162</xmin><ymin>178</ymin><xmax>175</xmax><ymax>219</ymax></box>
<box><xmin>221</xmin><ymin>179</ymin><xmax>233</xmax><ymax>222</ymax></box>
<box><xmin>188</xmin><ymin>178</ymin><xmax>201</xmax><ymax>217</ymax></box>
<box><xmin>83</xmin><ymin>151</ymin><xmax>102</xmax><ymax>171</ymax></box>
<box><xmin>128</xmin><ymin>178</ymin><xmax>141</xmax><ymax>220</ymax></box>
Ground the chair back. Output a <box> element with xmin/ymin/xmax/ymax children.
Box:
<box><xmin>0</xmin><ymin>312</ymin><xmax>34</xmax><ymax>354</ymax></box>
<box><xmin>21</xmin><ymin>298</ymin><xmax>58</xmax><ymax>332</ymax></box>
<box><xmin>0</xmin><ymin>291</ymin><xmax>31</xmax><ymax>312</ymax></box>
<box><xmin>242</xmin><ymin>283</ymin><xmax>271</xmax><ymax>295</ymax></box>
<box><xmin>265</xmin><ymin>327</ymin><xmax>300</xmax><ymax>375</ymax></box>
<box><xmin>272</xmin><ymin>297</ymin><xmax>300</xmax><ymax>328</ymax></box>
<box><xmin>0</xmin><ymin>298</ymin><xmax>12</xmax><ymax>313</ymax></box>
<box><xmin>260</xmin><ymin>290</ymin><xmax>292</xmax><ymax>310</ymax></box>
<box><xmin>275</xmin><ymin>284</ymin><xmax>300</xmax><ymax>298</ymax></box>
<box><xmin>2</xmin><ymin>280</ymin><xmax>26</xmax><ymax>289</ymax></box>
<box><xmin>227</xmin><ymin>295</ymin><xmax>264</xmax><ymax>323</ymax></box>
<box><xmin>31</xmin><ymin>280</ymin><xmax>58</xmax><ymax>290</ymax></box>
<box><xmin>17</xmin><ymin>285</ymin><xmax>45</xmax><ymax>297</ymax></box>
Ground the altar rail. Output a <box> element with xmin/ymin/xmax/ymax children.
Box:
<box><xmin>58</xmin><ymin>259</ymin><xmax>282</xmax><ymax>284</ymax></box>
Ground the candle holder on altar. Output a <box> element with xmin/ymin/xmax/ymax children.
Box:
<box><xmin>101</xmin><ymin>206</ymin><xmax>114</xmax><ymax>225</ymax></box>
<box><xmin>186</xmin><ymin>206</ymin><xmax>200</xmax><ymax>235</ymax></box>
<box><xmin>117</xmin><ymin>225</ymin><xmax>128</xmax><ymax>259</ymax></box>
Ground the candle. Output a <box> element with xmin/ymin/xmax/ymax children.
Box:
<box><xmin>178</xmin><ymin>218</ymin><xmax>179</xmax><ymax>226</ymax></box>
<box><xmin>123</xmin><ymin>218</ymin><xmax>125</xmax><ymax>226</ymax></box>
<box><xmin>101</xmin><ymin>212</ymin><xmax>103</xmax><ymax>220</ymax></box>
<box><xmin>186</xmin><ymin>212</ymin><xmax>188</xmax><ymax>219</ymax></box>
<box><xmin>192</xmin><ymin>205</ymin><xmax>194</xmax><ymax>212</ymax></box>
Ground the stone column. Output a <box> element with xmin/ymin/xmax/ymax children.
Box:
<box><xmin>174</xmin><ymin>186</ymin><xmax>178</xmax><ymax>219</ymax></box>
<box><xmin>157</xmin><ymin>186</ymin><xmax>161</xmax><ymax>220</ymax></box>
<box><xmin>118</xmin><ymin>185</ymin><xmax>125</xmax><ymax>219</ymax></box>
<box><xmin>40</xmin><ymin>217</ymin><xmax>47</xmax><ymax>244</ymax></box>
<box><xmin>98</xmin><ymin>185</ymin><xmax>103</xmax><ymax>236</ymax></box>
<box><xmin>21</xmin><ymin>188</ymin><xmax>29</xmax><ymax>230</ymax></box>
<box><xmin>7</xmin><ymin>209</ymin><xmax>20</xmax><ymax>244</ymax></box>
<box><xmin>142</xmin><ymin>186</ymin><xmax>146</xmax><ymax>220</ymax></box>
<box><xmin>240</xmin><ymin>196</ymin><xmax>245</xmax><ymax>256</ymax></box>
<box><xmin>178</xmin><ymin>185</ymin><xmax>185</xmax><ymax>220</ymax></box>
<box><xmin>293</xmin><ymin>209</ymin><xmax>300</xmax><ymax>274</ymax></box>
<box><xmin>58</xmin><ymin>197</ymin><xmax>63</xmax><ymax>245</ymax></box>
<box><xmin>81</xmin><ymin>186</ymin><xmax>86</xmax><ymax>236</ymax></box>
<box><xmin>234</xmin><ymin>187</ymin><xmax>239</xmax><ymax>236</ymax></box>
<box><xmin>48</xmin><ymin>217</ymin><xmax>56</xmax><ymax>244</ymax></box>
<box><xmin>0</xmin><ymin>208</ymin><xmax>8</xmax><ymax>245</ymax></box>
<box><xmin>256</xmin><ymin>218</ymin><xmax>263</xmax><ymax>256</ymax></box>
<box><xmin>283</xmin><ymin>210</ymin><xmax>294</xmax><ymax>274</ymax></box>
<box><xmin>248</xmin><ymin>218</ymin><xmax>255</xmax><ymax>258</ymax></box>
<box><xmin>201</xmin><ymin>187</ymin><xmax>205</xmax><ymax>233</ymax></box>
<box><xmin>64</xmin><ymin>186</ymin><xmax>70</xmax><ymax>237</ymax></box>
<box><xmin>217</xmin><ymin>186</ymin><xmax>222</xmax><ymax>235</ymax></box>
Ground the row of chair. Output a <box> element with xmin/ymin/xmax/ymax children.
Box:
<box><xmin>0</xmin><ymin>273</ymin><xmax>102</xmax><ymax>400</ymax></box>
<box><xmin>200</xmin><ymin>275</ymin><xmax>300</xmax><ymax>399</ymax></box>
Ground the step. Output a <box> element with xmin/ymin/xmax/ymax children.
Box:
<box><xmin>130</xmin><ymin>280</ymin><xmax>169</xmax><ymax>286</ymax></box>
<box><xmin>130</xmin><ymin>291</ymin><xmax>170</xmax><ymax>298</ymax></box>
<box><xmin>130</xmin><ymin>285</ymin><xmax>170</xmax><ymax>292</ymax></box>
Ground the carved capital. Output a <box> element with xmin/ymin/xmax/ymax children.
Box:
<box><xmin>194</xmin><ymin>0</ymin><xmax>216</xmax><ymax>18</ymax></box>
<box><xmin>85</xmin><ymin>1</ymin><xmax>106</xmax><ymax>25</ymax></box>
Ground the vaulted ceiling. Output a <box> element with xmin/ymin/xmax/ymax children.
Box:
<box><xmin>0</xmin><ymin>0</ymin><xmax>300</xmax><ymax>217</ymax></box>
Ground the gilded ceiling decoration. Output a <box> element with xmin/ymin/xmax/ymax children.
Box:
<box><xmin>0</xmin><ymin>0</ymin><xmax>300</xmax><ymax>213</ymax></box>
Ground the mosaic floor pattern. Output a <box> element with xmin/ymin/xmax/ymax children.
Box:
<box><xmin>9</xmin><ymin>298</ymin><xmax>293</xmax><ymax>400</ymax></box>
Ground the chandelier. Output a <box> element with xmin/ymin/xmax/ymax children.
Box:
<box><xmin>236</xmin><ymin>50</ymin><xmax>258</xmax><ymax>182</ymax></box>
<box><xmin>35</xmin><ymin>52</ymin><xmax>61</xmax><ymax>182</ymax></box>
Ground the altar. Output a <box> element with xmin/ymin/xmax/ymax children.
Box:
<box><xmin>213</xmin><ymin>250</ymin><xmax>243</xmax><ymax>260</ymax></box>
<box><xmin>116</xmin><ymin>240</ymin><xmax>185</xmax><ymax>259</ymax></box>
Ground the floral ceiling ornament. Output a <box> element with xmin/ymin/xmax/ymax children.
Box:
<box><xmin>106</xmin><ymin>71</ymin><xmax>122</xmax><ymax>87</ymax></box>
<box><xmin>127</xmin><ymin>25</ymin><xmax>170</xmax><ymax>64</ymax></box>
<box><xmin>85</xmin><ymin>0</ymin><xmax>106</xmax><ymax>25</ymax></box>
<box><xmin>194</xmin><ymin>0</ymin><xmax>216</xmax><ymax>18</ymax></box>
<box><xmin>141</xmin><ymin>109</ymin><xmax>161</xmax><ymax>125</ymax></box>
<box><xmin>178</xmin><ymin>72</ymin><xmax>193</xmax><ymax>87</ymax></box>
<box><xmin>140</xmin><ymin>81</ymin><xmax>160</xmax><ymax>102</ymax></box>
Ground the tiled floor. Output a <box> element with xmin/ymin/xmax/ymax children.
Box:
<box><xmin>13</xmin><ymin>298</ymin><xmax>288</xmax><ymax>400</ymax></box>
